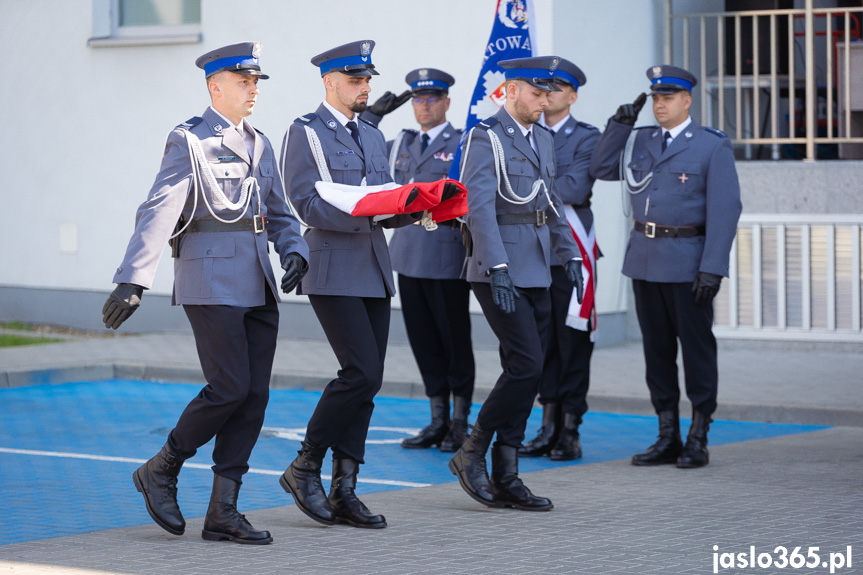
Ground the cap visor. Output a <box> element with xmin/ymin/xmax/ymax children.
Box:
<box><xmin>412</xmin><ymin>88</ymin><xmax>448</xmax><ymax>96</ymax></box>
<box><xmin>650</xmin><ymin>84</ymin><xmax>686</xmax><ymax>94</ymax></box>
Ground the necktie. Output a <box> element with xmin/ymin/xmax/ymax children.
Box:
<box><xmin>526</xmin><ymin>130</ymin><xmax>537</xmax><ymax>155</ymax></box>
<box><xmin>662</xmin><ymin>131</ymin><xmax>672</xmax><ymax>152</ymax></box>
<box><xmin>346</xmin><ymin>120</ymin><xmax>362</xmax><ymax>149</ymax></box>
<box><xmin>420</xmin><ymin>133</ymin><xmax>430</xmax><ymax>154</ymax></box>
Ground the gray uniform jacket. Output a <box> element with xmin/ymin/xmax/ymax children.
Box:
<box><xmin>589</xmin><ymin>117</ymin><xmax>742</xmax><ymax>282</ymax></box>
<box><xmin>113</xmin><ymin>107</ymin><xmax>308</xmax><ymax>307</ymax></box>
<box><xmin>281</xmin><ymin>104</ymin><xmax>416</xmax><ymax>297</ymax></box>
<box><xmin>461</xmin><ymin>107</ymin><xmax>580</xmax><ymax>287</ymax></box>
<box><xmin>388</xmin><ymin>122</ymin><xmax>465</xmax><ymax>280</ymax></box>
<box><xmin>551</xmin><ymin>115</ymin><xmax>601</xmax><ymax>243</ymax></box>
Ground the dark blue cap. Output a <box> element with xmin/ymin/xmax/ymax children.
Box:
<box><xmin>646</xmin><ymin>65</ymin><xmax>697</xmax><ymax>93</ymax></box>
<box><xmin>405</xmin><ymin>68</ymin><xmax>455</xmax><ymax>95</ymax></box>
<box><xmin>195</xmin><ymin>42</ymin><xmax>269</xmax><ymax>79</ymax></box>
<box><xmin>499</xmin><ymin>56</ymin><xmax>562</xmax><ymax>92</ymax></box>
<box><xmin>553</xmin><ymin>58</ymin><xmax>586</xmax><ymax>90</ymax></box>
<box><xmin>311</xmin><ymin>40</ymin><xmax>379</xmax><ymax>77</ymax></box>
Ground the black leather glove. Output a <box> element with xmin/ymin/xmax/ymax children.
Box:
<box><xmin>490</xmin><ymin>267</ymin><xmax>519</xmax><ymax>314</ymax></box>
<box><xmin>613</xmin><ymin>92</ymin><xmax>648</xmax><ymax>126</ymax></box>
<box><xmin>565</xmin><ymin>259</ymin><xmax>584</xmax><ymax>304</ymax></box>
<box><xmin>441</xmin><ymin>181</ymin><xmax>460</xmax><ymax>202</ymax></box>
<box><xmin>691</xmin><ymin>272</ymin><xmax>722</xmax><ymax>306</ymax></box>
<box><xmin>368</xmin><ymin>90</ymin><xmax>412</xmax><ymax>118</ymax></box>
<box><xmin>102</xmin><ymin>283</ymin><xmax>143</xmax><ymax>330</ymax></box>
<box><xmin>281</xmin><ymin>253</ymin><xmax>308</xmax><ymax>295</ymax></box>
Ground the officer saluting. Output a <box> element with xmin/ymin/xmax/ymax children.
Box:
<box><xmin>449</xmin><ymin>56</ymin><xmax>584</xmax><ymax>511</ymax></box>
<box><xmin>589</xmin><ymin>65</ymin><xmax>742</xmax><ymax>469</ymax></box>
<box><xmin>279</xmin><ymin>40</ymin><xmax>418</xmax><ymax>529</ymax></box>
<box><xmin>364</xmin><ymin>68</ymin><xmax>476</xmax><ymax>453</ymax></box>
<box><xmin>101</xmin><ymin>42</ymin><xmax>308</xmax><ymax>544</ymax></box>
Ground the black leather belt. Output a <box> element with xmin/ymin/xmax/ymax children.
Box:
<box><xmin>634</xmin><ymin>220</ymin><xmax>704</xmax><ymax>238</ymax></box>
<box><xmin>497</xmin><ymin>211</ymin><xmax>547</xmax><ymax>226</ymax></box>
<box><xmin>186</xmin><ymin>216</ymin><xmax>265</xmax><ymax>234</ymax></box>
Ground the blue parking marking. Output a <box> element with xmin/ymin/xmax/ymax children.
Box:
<box><xmin>0</xmin><ymin>380</ymin><xmax>828</xmax><ymax>546</ymax></box>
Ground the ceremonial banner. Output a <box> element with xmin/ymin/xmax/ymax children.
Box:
<box><xmin>448</xmin><ymin>0</ymin><xmax>539</xmax><ymax>179</ymax></box>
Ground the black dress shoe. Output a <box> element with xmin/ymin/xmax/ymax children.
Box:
<box><xmin>448</xmin><ymin>424</ymin><xmax>495</xmax><ymax>507</ymax></box>
<box><xmin>491</xmin><ymin>444</ymin><xmax>553</xmax><ymax>511</ymax></box>
<box><xmin>132</xmin><ymin>444</ymin><xmax>185</xmax><ymax>535</ymax></box>
<box><xmin>549</xmin><ymin>414</ymin><xmax>582</xmax><ymax>461</ymax></box>
<box><xmin>329</xmin><ymin>459</ymin><xmax>386</xmax><ymax>529</ymax></box>
<box><xmin>202</xmin><ymin>474</ymin><xmax>272</xmax><ymax>545</ymax></box>
<box><xmin>279</xmin><ymin>440</ymin><xmax>334</xmax><ymax>526</ymax></box>
<box><xmin>402</xmin><ymin>396</ymin><xmax>450</xmax><ymax>449</ymax></box>
<box><xmin>519</xmin><ymin>402</ymin><xmax>559</xmax><ymax>457</ymax></box>
<box><xmin>632</xmin><ymin>410</ymin><xmax>683</xmax><ymax>466</ymax></box>
<box><xmin>677</xmin><ymin>410</ymin><xmax>711</xmax><ymax>468</ymax></box>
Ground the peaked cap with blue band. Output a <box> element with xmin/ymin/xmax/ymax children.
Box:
<box><xmin>498</xmin><ymin>56</ymin><xmax>562</xmax><ymax>92</ymax></box>
<box><xmin>405</xmin><ymin>68</ymin><xmax>454</xmax><ymax>95</ymax></box>
<box><xmin>552</xmin><ymin>58</ymin><xmax>587</xmax><ymax>91</ymax></box>
<box><xmin>195</xmin><ymin>41</ymin><xmax>269</xmax><ymax>79</ymax></box>
<box><xmin>647</xmin><ymin>64</ymin><xmax>697</xmax><ymax>94</ymax></box>
<box><xmin>311</xmin><ymin>40</ymin><xmax>379</xmax><ymax>77</ymax></box>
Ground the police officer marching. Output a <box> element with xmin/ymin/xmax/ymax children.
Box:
<box><xmin>278</xmin><ymin>40</ymin><xmax>420</xmax><ymax>529</ymax></box>
<box><xmin>363</xmin><ymin>68</ymin><xmax>476</xmax><ymax>453</ymax></box>
<box><xmin>589</xmin><ymin>65</ymin><xmax>742</xmax><ymax>469</ymax></box>
<box><xmin>101</xmin><ymin>42</ymin><xmax>308</xmax><ymax>544</ymax></box>
<box><xmin>521</xmin><ymin>58</ymin><xmax>601</xmax><ymax>462</ymax></box>
<box><xmin>449</xmin><ymin>56</ymin><xmax>584</xmax><ymax>511</ymax></box>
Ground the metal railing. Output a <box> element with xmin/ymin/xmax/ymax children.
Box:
<box><xmin>714</xmin><ymin>214</ymin><xmax>863</xmax><ymax>341</ymax></box>
<box><xmin>665</xmin><ymin>0</ymin><xmax>863</xmax><ymax>160</ymax></box>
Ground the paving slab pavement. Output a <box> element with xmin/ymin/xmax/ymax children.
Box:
<box><xmin>0</xmin><ymin>331</ymin><xmax>861</xmax><ymax>573</ymax></box>
<box><xmin>0</xmin><ymin>427</ymin><xmax>860</xmax><ymax>574</ymax></box>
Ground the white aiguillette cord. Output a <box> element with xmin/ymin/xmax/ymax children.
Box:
<box><xmin>169</xmin><ymin>131</ymin><xmax>258</xmax><ymax>240</ymax></box>
<box><xmin>619</xmin><ymin>129</ymin><xmax>653</xmax><ymax>218</ymax></box>
<box><xmin>462</xmin><ymin>127</ymin><xmax>559</xmax><ymax>217</ymax></box>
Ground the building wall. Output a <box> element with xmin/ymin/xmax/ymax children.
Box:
<box><xmin>0</xmin><ymin>0</ymin><xmax>667</xmax><ymax>345</ymax></box>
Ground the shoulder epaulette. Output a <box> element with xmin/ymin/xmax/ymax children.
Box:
<box><xmin>294</xmin><ymin>113</ymin><xmax>318</xmax><ymax>125</ymax></box>
<box><xmin>577</xmin><ymin>121</ymin><xmax>599</xmax><ymax>131</ymax></box>
<box><xmin>475</xmin><ymin>117</ymin><xmax>500</xmax><ymax>131</ymax></box>
<box><xmin>703</xmin><ymin>126</ymin><xmax>728</xmax><ymax>138</ymax></box>
<box><xmin>359</xmin><ymin>116</ymin><xmax>380</xmax><ymax>129</ymax></box>
<box><xmin>634</xmin><ymin>125</ymin><xmax>659</xmax><ymax>131</ymax></box>
<box><xmin>401</xmin><ymin>128</ymin><xmax>419</xmax><ymax>137</ymax></box>
<box><xmin>534</xmin><ymin>123</ymin><xmax>550</xmax><ymax>133</ymax></box>
<box><xmin>177</xmin><ymin>116</ymin><xmax>203</xmax><ymax>130</ymax></box>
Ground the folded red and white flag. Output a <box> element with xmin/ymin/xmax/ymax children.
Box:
<box><xmin>564</xmin><ymin>204</ymin><xmax>599</xmax><ymax>340</ymax></box>
<box><xmin>314</xmin><ymin>179</ymin><xmax>467</xmax><ymax>221</ymax></box>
